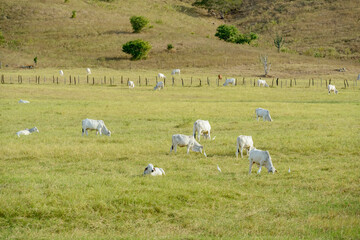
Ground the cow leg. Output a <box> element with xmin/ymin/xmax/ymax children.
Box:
<box><xmin>85</xmin><ymin>129</ymin><xmax>89</xmax><ymax>136</ymax></box>
<box><xmin>170</xmin><ymin>145</ymin><xmax>174</xmax><ymax>154</ymax></box>
<box><xmin>257</xmin><ymin>165</ymin><xmax>262</xmax><ymax>174</ymax></box>
<box><xmin>249</xmin><ymin>161</ymin><xmax>253</xmax><ymax>174</ymax></box>
<box><xmin>241</xmin><ymin>146</ymin><xmax>244</xmax><ymax>158</ymax></box>
<box><xmin>187</xmin><ymin>145</ymin><xmax>190</xmax><ymax>154</ymax></box>
<box><xmin>236</xmin><ymin>144</ymin><xmax>239</xmax><ymax>158</ymax></box>
<box><xmin>174</xmin><ymin>144</ymin><xmax>177</xmax><ymax>153</ymax></box>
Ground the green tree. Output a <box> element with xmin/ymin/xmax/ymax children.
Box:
<box><xmin>130</xmin><ymin>16</ymin><xmax>149</xmax><ymax>33</ymax></box>
<box><xmin>122</xmin><ymin>39</ymin><xmax>151</xmax><ymax>60</ymax></box>
<box><xmin>274</xmin><ymin>34</ymin><xmax>284</xmax><ymax>53</ymax></box>
<box><xmin>33</xmin><ymin>56</ymin><xmax>38</xmax><ymax>66</ymax></box>
<box><xmin>215</xmin><ymin>24</ymin><xmax>238</xmax><ymax>42</ymax></box>
<box><xmin>193</xmin><ymin>0</ymin><xmax>242</xmax><ymax>19</ymax></box>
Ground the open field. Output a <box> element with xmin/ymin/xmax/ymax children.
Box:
<box><xmin>0</xmin><ymin>80</ymin><xmax>359</xmax><ymax>239</ymax></box>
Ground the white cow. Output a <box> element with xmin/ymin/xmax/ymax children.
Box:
<box><xmin>86</xmin><ymin>68</ymin><xmax>91</xmax><ymax>74</ymax></box>
<box><xmin>193</xmin><ymin>119</ymin><xmax>212</xmax><ymax>142</ymax></box>
<box><xmin>257</xmin><ymin>79</ymin><xmax>269</xmax><ymax>87</ymax></box>
<box><xmin>170</xmin><ymin>134</ymin><xmax>206</xmax><ymax>157</ymax></box>
<box><xmin>59</xmin><ymin>70</ymin><xmax>64</xmax><ymax>76</ymax></box>
<box><xmin>171</xmin><ymin>69</ymin><xmax>180</xmax><ymax>75</ymax></box>
<box><xmin>255</xmin><ymin>108</ymin><xmax>272</xmax><ymax>122</ymax></box>
<box><xmin>82</xmin><ymin>118</ymin><xmax>111</xmax><ymax>136</ymax></box>
<box><xmin>154</xmin><ymin>81</ymin><xmax>164</xmax><ymax>90</ymax></box>
<box><xmin>143</xmin><ymin>164</ymin><xmax>165</xmax><ymax>176</ymax></box>
<box><xmin>16</xmin><ymin>129</ymin><xmax>30</xmax><ymax>137</ymax></box>
<box><xmin>223</xmin><ymin>78</ymin><xmax>236</xmax><ymax>86</ymax></box>
<box><xmin>16</xmin><ymin>127</ymin><xmax>38</xmax><ymax>137</ymax></box>
<box><xmin>328</xmin><ymin>84</ymin><xmax>338</xmax><ymax>94</ymax></box>
<box><xmin>248</xmin><ymin>148</ymin><xmax>276</xmax><ymax>174</ymax></box>
<box><xmin>158</xmin><ymin>73</ymin><xmax>166</xmax><ymax>79</ymax></box>
<box><xmin>18</xmin><ymin>99</ymin><xmax>30</xmax><ymax>104</ymax></box>
<box><xmin>128</xmin><ymin>80</ymin><xmax>135</xmax><ymax>89</ymax></box>
<box><xmin>236</xmin><ymin>135</ymin><xmax>254</xmax><ymax>158</ymax></box>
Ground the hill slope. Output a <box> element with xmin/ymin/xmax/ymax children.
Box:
<box><xmin>0</xmin><ymin>0</ymin><xmax>359</xmax><ymax>78</ymax></box>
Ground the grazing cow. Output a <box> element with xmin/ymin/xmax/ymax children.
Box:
<box><xmin>170</xmin><ymin>134</ymin><xmax>206</xmax><ymax>157</ymax></box>
<box><xmin>255</xmin><ymin>108</ymin><xmax>272</xmax><ymax>122</ymax></box>
<box><xmin>86</xmin><ymin>68</ymin><xmax>91</xmax><ymax>74</ymax></box>
<box><xmin>158</xmin><ymin>73</ymin><xmax>166</xmax><ymax>79</ymax></box>
<box><xmin>59</xmin><ymin>70</ymin><xmax>64</xmax><ymax>76</ymax></box>
<box><xmin>143</xmin><ymin>164</ymin><xmax>165</xmax><ymax>176</ymax></box>
<box><xmin>171</xmin><ymin>69</ymin><xmax>180</xmax><ymax>75</ymax></box>
<box><xmin>128</xmin><ymin>80</ymin><xmax>135</xmax><ymax>89</ymax></box>
<box><xmin>223</xmin><ymin>78</ymin><xmax>236</xmax><ymax>86</ymax></box>
<box><xmin>82</xmin><ymin>118</ymin><xmax>111</xmax><ymax>136</ymax></box>
<box><xmin>257</xmin><ymin>79</ymin><xmax>269</xmax><ymax>87</ymax></box>
<box><xmin>248</xmin><ymin>148</ymin><xmax>276</xmax><ymax>174</ymax></box>
<box><xmin>193</xmin><ymin>119</ymin><xmax>213</xmax><ymax>142</ymax></box>
<box><xmin>236</xmin><ymin>135</ymin><xmax>254</xmax><ymax>158</ymax></box>
<box><xmin>18</xmin><ymin>99</ymin><xmax>30</xmax><ymax>103</ymax></box>
<box><xmin>328</xmin><ymin>84</ymin><xmax>338</xmax><ymax>94</ymax></box>
<box><xmin>154</xmin><ymin>81</ymin><xmax>164</xmax><ymax>90</ymax></box>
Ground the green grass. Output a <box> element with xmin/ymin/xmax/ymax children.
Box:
<box><xmin>0</xmin><ymin>82</ymin><xmax>359</xmax><ymax>239</ymax></box>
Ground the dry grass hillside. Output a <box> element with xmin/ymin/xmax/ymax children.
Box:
<box><xmin>0</xmin><ymin>0</ymin><xmax>359</xmax><ymax>78</ymax></box>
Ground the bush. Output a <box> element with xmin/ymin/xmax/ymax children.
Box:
<box><xmin>167</xmin><ymin>44</ymin><xmax>174</xmax><ymax>51</ymax></box>
<box><xmin>215</xmin><ymin>24</ymin><xmax>238</xmax><ymax>42</ymax></box>
<box><xmin>215</xmin><ymin>25</ymin><xmax>258</xmax><ymax>45</ymax></box>
<box><xmin>71</xmin><ymin>10</ymin><xmax>76</xmax><ymax>18</ymax></box>
<box><xmin>130</xmin><ymin>16</ymin><xmax>149</xmax><ymax>33</ymax></box>
<box><xmin>0</xmin><ymin>30</ymin><xmax>5</xmax><ymax>45</ymax></box>
<box><xmin>122</xmin><ymin>39</ymin><xmax>151</xmax><ymax>60</ymax></box>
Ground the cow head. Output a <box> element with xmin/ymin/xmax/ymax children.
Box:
<box><xmin>143</xmin><ymin>164</ymin><xmax>155</xmax><ymax>175</ymax></box>
<box><xmin>192</xmin><ymin>140</ymin><xmax>204</xmax><ymax>154</ymax></box>
<box><xmin>266</xmin><ymin>114</ymin><xmax>272</xmax><ymax>122</ymax></box>
<box><xmin>265</xmin><ymin>83</ymin><xmax>269</xmax><ymax>87</ymax></box>
<box><xmin>102</xmin><ymin>126</ymin><xmax>111</xmax><ymax>136</ymax></box>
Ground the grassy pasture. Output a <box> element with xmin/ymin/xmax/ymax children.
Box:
<box><xmin>0</xmin><ymin>80</ymin><xmax>359</xmax><ymax>239</ymax></box>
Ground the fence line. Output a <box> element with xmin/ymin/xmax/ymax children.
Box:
<box><xmin>0</xmin><ymin>74</ymin><xmax>358</xmax><ymax>89</ymax></box>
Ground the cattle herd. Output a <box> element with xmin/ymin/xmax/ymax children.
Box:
<box><xmin>16</xmin><ymin>68</ymin><xmax>341</xmax><ymax>176</ymax></box>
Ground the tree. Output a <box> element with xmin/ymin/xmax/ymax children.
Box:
<box><xmin>193</xmin><ymin>0</ymin><xmax>242</xmax><ymax>19</ymax></box>
<box><xmin>274</xmin><ymin>34</ymin><xmax>284</xmax><ymax>53</ymax></box>
<box><xmin>122</xmin><ymin>39</ymin><xmax>151</xmax><ymax>60</ymax></box>
<box><xmin>130</xmin><ymin>16</ymin><xmax>149</xmax><ymax>33</ymax></box>
<box><xmin>33</xmin><ymin>56</ymin><xmax>38</xmax><ymax>66</ymax></box>
<box><xmin>260</xmin><ymin>55</ymin><xmax>271</xmax><ymax>76</ymax></box>
<box><xmin>215</xmin><ymin>24</ymin><xmax>238</xmax><ymax>42</ymax></box>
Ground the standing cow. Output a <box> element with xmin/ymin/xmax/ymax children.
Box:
<box><xmin>257</xmin><ymin>79</ymin><xmax>269</xmax><ymax>87</ymax></box>
<box><xmin>171</xmin><ymin>69</ymin><xmax>180</xmax><ymax>75</ymax></box>
<box><xmin>154</xmin><ymin>81</ymin><xmax>164</xmax><ymax>90</ymax></box>
<box><xmin>328</xmin><ymin>84</ymin><xmax>338</xmax><ymax>94</ymax></box>
<box><xmin>170</xmin><ymin>134</ymin><xmax>206</xmax><ymax>157</ymax></box>
<box><xmin>248</xmin><ymin>148</ymin><xmax>277</xmax><ymax>174</ymax></box>
<box><xmin>82</xmin><ymin>118</ymin><xmax>111</xmax><ymax>136</ymax></box>
<box><xmin>255</xmin><ymin>108</ymin><xmax>272</xmax><ymax>122</ymax></box>
<box><xmin>223</xmin><ymin>78</ymin><xmax>236</xmax><ymax>86</ymax></box>
<box><xmin>236</xmin><ymin>135</ymin><xmax>254</xmax><ymax>158</ymax></box>
<box><xmin>193</xmin><ymin>119</ymin><xmax>213</xmax><ymax>142</ymax></box>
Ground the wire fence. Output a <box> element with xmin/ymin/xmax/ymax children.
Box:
<box><xmin>1</xmin><ymin>74</ymin><xmax>358</xmax><ymax>89</ymax></box>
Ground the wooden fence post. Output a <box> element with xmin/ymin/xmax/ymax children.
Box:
<box><xmin>53</xmin><ymin>75</ymin><xmax>55</xmax><ymax>84</ymax></box>
<box><xmin>312</xmin><ymin>78</ymin><xmax>314</xmax><ymax>86</ymax></box>
<box><xmin>172</xmin><ymin>77</ymin><xmax>174</xmax><ymax>86</ymax></box>
<box><xmin>199</xmin><ymin>79</ymin><xmax>201</xmax><ymax>86</ymax></box>
<box><xmin>93</xmin><ymin>77</ymin><xmax>95</xmax><ymax>85</ymax></box>
<box><xmin>329</xmin><ymin>79</ymin><xmax>331</xmax><ymax>85</ymax></box>
<box><xmin>294</xmin><ymin>79</ymin><xmax>296</xmax><ymax>86</ymax></box>
<box><xmin>87</xmin><ymin>75</ymin><xmax>89</xmax><ymax>84</ymax></box>
<box><xmin>57</xmin><ymin>77</ymin><xmax>59</xmax><ymax>84</ymax></box>
<box><xmin>1</xmin><ymin>74</ymin><xmax>4</xmax><ymax>84</ymax></box>
<box><xmin>70</xmin><ymin>75</ymin><xmax>72</xmax><ymax>85</ymax></box>
<box><xmin>276</xmin><ymin>78</ymin><xmax>279</xmax><ymax>86</ymax></box>
<box><xmin>290</xmin><ymin>79</ymin><xmax>292</xmax><ymax>87</ymax></box>
<box><xmin>146</xmin><ymin>78</ymin><xmax>148</xmax><ymax>86</ymax></box>
<box><xmin>272</xmin><ymin>79</ymin><xmax>274</xmax><ymax>87</ymax></box>
<box><xmin>164</xmin><ymin>78</ymin><xmax>166</xmax><ymax>86</ymax></box>
<box><xmin>243</xmin><ymin>77</ymin><xmax>245</xmax><ymax>85</ymax></box>
<box><xmin>308</xmin><ymin>79</ymin><xmax>311</xmax><ymax>87</ymax></box>
<box><xmin>121</xmin><ymin>76</ymin><xmax>123</xmax><ymax>84</ymax></box>
<box><xmin>182</xmin><ymin>78</ymin><xmax>184</xmax><ymax>87</ymax></box>
<box><xmin>207</xmin><ymin>77</ymin><xmax>210</xmax><ymax>86</ymax></box>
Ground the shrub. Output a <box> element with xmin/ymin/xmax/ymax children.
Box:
<box><xmin>122</xmin><ymin>39</ymin><xmax>151</xmax><ymax>60</ymax></box>
<box><xmin>71</xmin><ymin>10</ymin><xmax>76</xmax><ymax>18</ymax></box>
<box><xmin>215</xmin><ymin>24</ymin><xmax>238</xmax><ymax>42</ymax></box>
<box><xmin>0</xmin><ymin>30</ymin><xmax>5</xmax><ymax>45</ymax></box>
<box><xmin>130</xmin><ymin>16</ymin><xmax>149</xmax><ymax>33</ymax></box>
<box><xmin>167</xmin><ymin>44</ymin><xmax>174</xmax><ymax>51</ymax></box>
